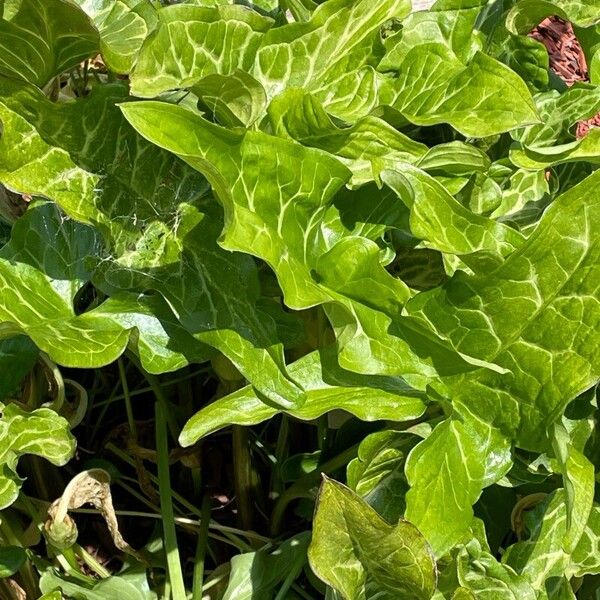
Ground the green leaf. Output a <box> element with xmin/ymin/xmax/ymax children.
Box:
<box><xmin>397</xmin><ymin>168</ymin><xmax>600</xmax><ymax>557</ymax></box>
<box><xmin>0</xmin><ymin>546</ymin><xmax>26</xmax><ymax>578</ymax></box>
<box><xmin>255</xmin><ymin>0</ymin><xmax>411</xmax><ymax>117</ymax></box>
<box><xmin>268</xmin><ymin>89</ymin><xmax>490</xmax><ymax>187</ymax></box>
<box><xmin>513</xmin><ymin>86</ymin><xmax>600</xmax><ymax>148</ymax></box>
<box><xmin>222</xmin><ymin>533</ymin><xmax>310</xmax><ymax>600</ymax></box>
<box><xmin>194</xmin><ymin>69</ymin><xmax>267</xmax><ymax>127</ymax></box>
<box><xmin>0</xmin><ymin>403</ymin><xmax>75</xmax><ymax>509</ymax></box>
<box><xmin>404</xmin><ymin>418</ymin><xmax>488</xmax><ymax>557</ymax></box>
<box><xmin>0</xmin><ymin>79</ymin><xmax>303</xmax><ymax>406</ymax></box>
<box><xmin>490</xmin><ymin>168</ymin><xmax>549</xmax><ymax>220</ymax></box>
<box><xmin>0</xmin><ymin>336</ymin><xmax>37</xmax><ymax>400</ymax></box>
<box><xmin>510</xmin><ymin>128</ymin><xmax>600</xmax><ymax>170</ymax></box>
<box><xmin>453</xmin><ymin>539</ymin><xmax>537</xmax><ymax>600</ymax></box>
<box><xmin>130</xmin><ymin>0</ymin><xmax>411</xmax><ymax>121</ymax></box>
<box><xmin>408</xmin><ymin>169</ymin><xmax>600</xmax><ymax>451</ymax></box>
<box><xmin>0</xmin><ymin>0</ymin><xmax>99</xmax><ymax>86</ymax></box>
<box><xmin>99</xmin><ymin>199</ymin><xmax>306</xmax><ymax>409</ymax></box>
<box><xmin>39</xmin><ymin>566</ymin><xmax>157</xmax><ymax>600</ymax></box>
<box><xmin>506</xmin><ymin>0</ymin><xmax>600</xmax><ymax>30</ymax></box>
<box><xmin>73</xmin><ymin>0</ymin><xmax>159</xmax><ymax>74</ymax></box>
<box><xmin>121</xmin><ymin>100</ymin><xmax>499</xmax><ymax>384</ymax></box>
<box><xmin>309</xmin><ymin>477</ymin><xmax>437</xmax><ymax>600</ymax></box>
<box><xmin>381</xmin><ymin>166</ymin><xmax>525</xmax><ymax>263</ymax></box>
<box><xmin>0</xmin><ymin>200</ymin><xmax>210</xmax><ymax>372</ymax></box>
<box><xmin>552</xmin><ymin>424</ymin><xmax>595</xmax><ymax>552</ymax></box>
<box><xmin>268</xmin><ymin>88</ymin><xmax>427</xmax><ymax>186</ymax></box>
<box><xmin>503</xmin><ymin>491</ymin><xmax>600</xmax><ymax>590</ymax></box>
<box><xmin>179</xmin><ymin>347</ymin><xmax>426</xmax><ymax>445</ymax></box>
<box><xmin>130</xmin><ymin>4</ymin><xmax>274</xmax><ymax>97</ymax></box>
<box><xmin>378</xmin><ymin>2</ymin><xmax>540</xmax><ymax>136</ymax></box>
<box><xmin>347</xmin><ymin>429</ymin><xmax>422</xmax><ymax>523</ymax></box>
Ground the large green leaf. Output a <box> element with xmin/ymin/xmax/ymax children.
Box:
<box><xmin>179</xmin><ymin>347</ymin><xmax>426</xmax><ymax>446</ymax></box>
<box><xmin>503</xmin><ymin>491</ymin><xmax>600</xmax><ymax>590</ymax></box>
<box><xmin>400</xmin><ymin>169</ymin><xmax>600</xmax><ymax>555</ymax></box>
<box><xmin>268</xmin><ymin>89</ymin><xmax>490</xmax><ymax>187</ymax></box>
<box><xmin>130</xmin><ymin>4</ymin><xmax>275</xmax><ymax>97</ymax></box>
<box><xmin>0</xmin><ymin>403</ymin><xmax>75</xmax><ymax>509</ymax></box>
<box><xmin>74</xmin><ymin>0</ymin><xmax>158</xmax><ymax>74</ymax></box>
<box><xmin>404</xmin><ymin>418</ymin><xmax>487</xmax><ymax>558</ymax></box>
<box><xmin>121</xmin><ymin>100</ymin><xmax>500</xmax><ymax>384</ymax></box>
<box><xmin>381</xmin><ymin>167</ymin><xmax>525</xmax><ymax>264</ymax></box>
<box><xmin>0</xmin><ymin>201</ymin><xmax>209</xmax><ymax>372</ymax></box>
<box><xmin>408</xmin><ymin>169</ymin><xmax>600</xmax><ymax>450</ymax></box>
<box><xmin>378</xmin><ymin>1</ymin><xmax>540</xmax><ymax>136</ymax></box>
<box><xmin>0</xmin><ymin>79</ymin><xmax>304</xmax><ymax>407</ymax></box>
<box><xmin>308</xmin><ymin>477</ymin><xmax>437</xmax><ymax>600</ymax></box>
<box><xmin>0</xmin><ymin>0</ymin><xmax>99</xmax><ymax>86</ymax></box>
<box><xmin>130</xmin><ymin>0</ymin><xmax>411</xmax><ymax>121</ymax></box>
<box><xmin>254</xmin><ymin>0</ymin><xmax>411</xmax><ymax>118</ymax></box>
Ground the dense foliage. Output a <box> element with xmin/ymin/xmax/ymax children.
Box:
<box><xmin>1</xmin><ymin>0</ymin><xmax>600</xmax><ymax>598</ymax></box>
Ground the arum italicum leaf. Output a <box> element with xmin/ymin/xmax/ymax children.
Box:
<box><xmin>130</xmin><ymin>4</ymin><xmax>275</xmax><ymax>98</ymax></box>
<box><xmin>121</xmin><ymin>100</ymin><xmax>507</xmax><ymax>385</ymax></box>
<box><xmin>401</xmin><ymin>169</ymin><xmax>600</xmax><ymax>555</ymax></box>
<box><xmin>267</xmin><ymin>89</ymin><xmax>490</xmax><ymax>187</ymax></box>
<box><xmin>506</xmin><ymin>0</ymin><xmax>600</xmax><ymax>30</ymax></box>
<box><xmin>377</xmin><ymin>0</ymin><xmax>540</xmax><ymax>136</ymax></box>
<box><xmin>403</xmin><ymin>417</ymin><xmax>488</xmax><ymax>558</ymax></box>
<box><xmin>308</xmin><ymin>477</ymin><xmax>437</xmax><ymax>600</ymax></box>
<box><xmin>503</xmin><ymin>491</ymin><xmax>600</xmax><ymax>590</ymax></box>
<box><xmin>130</xmin><ymin>0</ymin><xmax>412</xmax><ymax>120</ymax></box>
<box><xmin>0</xmin><ymin>200</ymin><xmax>209</xmax><ymax>372</ymax></box>
<box><xmin>381</xmin><ymin>167</ymin><xmax>525</xmax><ymax>262</ymax></box>
<box><xmin>346</xmin><ymin>429</ymin><xmax>421</xmax><ymax>523</ymax></box>
<box><xmin>409</xmin><ymin>169</ymin><xmax>600</xmax><ymax>450</ymax></box>
<box><xmin>552</xmin><ymin>424</ymin><xmax>595</xmax><ymax>552</ymax></box>
<box><xmin>0</xmin><ymin>78</ymin><xmax>305</xmax><ymax>408</ymax></box>
<box><xmin>73</xmin><ymin>0</ymin><xmax>159</xmax><ymax>74</ymax></box>
<box><xmin>0</xmin><ymin>337</ymin><xmax>38</xmax><ymax>401</ymax></box>
<box><xmin>0</xmin><ymin>403</ymin><xmax>75</xmax><ymax>510</ymax></box>
<box><xmin>179</xmin><ymin>347</ymin><xmax>426</xmax><ymax>446</ymax></box>
<box><xmin>452</xmin><ymin>539</ymin><xmax>537</xmax><ymax>600</ymax></box>
<box><xmin>0</xmin><ymin>0</ymin><xmax>99</xmax><ymax>87</ymax></box>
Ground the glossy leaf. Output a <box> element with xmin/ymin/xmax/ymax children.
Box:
<box><xmin>0</xmin><ymin>403</ymin><xmax>75</xmax><ymax>509</ymax></box>
<box><xmin>74</xmin><ymin>0</ymin><xmax>158</xmax><ymax>74</ymax></box>
<box><xmin>408</xmin><ymin>169</ymin><xmax>600</xmax><ymax>450</ymax></box>
<box><xmin>222</xmin><ymin>533</ymin><xmax>310</xmax><ymax>599</ymax></box>
<box><xmin>503</xmin><ymin>491</ymin><xmax>600</xmax><ymax>590</ymax></box>
<box><xmin>0</xmin><ymin>546</ymin><xmax>26</xmax><ymax>578</ymax></box>
<box><xmin>347</xmin><ymin>429</ymin><xmax>421</xmax><ymax>523</ymax></box>
<box><xmin>180</xmin><ymin>347</ymin><xmax>426</xmax><ymax>445</ymax></box>
<box><xmin>378</xmin><ymin>2</ymin><xmax>540</xmax><ymax>136</ymax></box>
<box><xmin>0</xmin><ymin>336</ymin><xmax>38</xmax><ymax>401</ymax></box>
<box><xmin>308</xmin><ymin>477</ymin><xmax>437</xmax><ymax>600</ymax></box>
<box><xmin>0</xmin><ymin>0</ymin><xmax>99</xmax><ymax>86</ymax></box>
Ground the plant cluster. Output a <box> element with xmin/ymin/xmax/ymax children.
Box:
<box><xmin>1</xmin><ymin>0</ymin><xmax>600</xmax><ymax>598</ymax></box>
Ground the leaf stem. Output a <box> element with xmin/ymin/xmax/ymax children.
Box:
<box><xmin>155</xmin><ymin>401</ymin><xmax>187</xmax><ymax>600</ymax></box>
<box><xmin>191</xmin><ymin>495</ymin><xmax>211</xmax><ymax>600</ymax></box>
<box><xmin>271</xmin><ymin>443</ymin><xmax>359</xmax><ymax>535</ymax></box>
